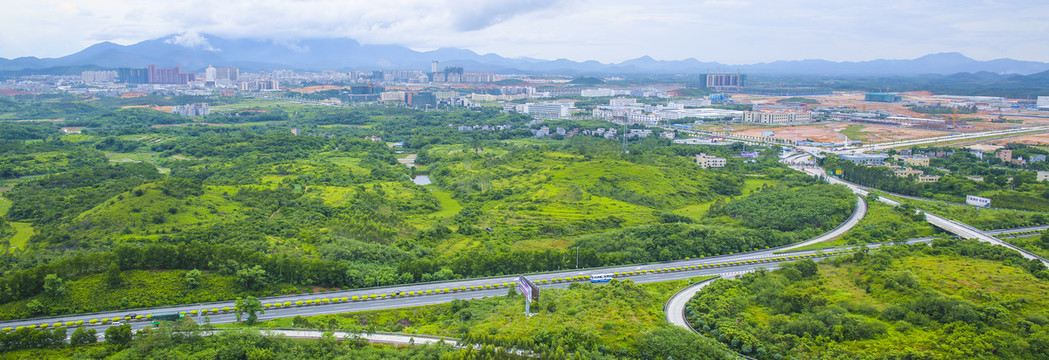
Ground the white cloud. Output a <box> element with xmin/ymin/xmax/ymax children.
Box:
<box><xmin>164</xmin><ymin>31</ymin><xmax>220</xmax><ymax>51</ymax></box>
<box><xmin>0</xmin><ymin>0</ymin><xmax>1047</xmax><ymax>64</ymax></box>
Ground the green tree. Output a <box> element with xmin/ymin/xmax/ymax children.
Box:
<box><xmin>25</xmin><ymin>299</ymin><xmax>47</xmax><ymax>315</ymax></box>
<box><xmin>105</xmin><ymin>261</ymin><xmax>122</xmax><ymax>288</ymax></box>
<box><xmin>235</xmin><ymin>296</ymin><xmax>264</xmax><ymax>324</ymax></box>
<box><xmin>794</xmin><ymin>259</ymin><xmax>819</xmax><ymax>278</ymax></box>
<box><xmin>70</xmin><ymin>327</ymin><xmax>98</xmax><ymax>346</ymax></box>
<box><xmin>43</xmin><ymin>274</ymin><xmax>66</xmax><ymax>298</ymax></box>
<box><xmin>184</xmin><ymin>269</ymin><xmax>203</xmax><ymax>288</ymax></box>
<box><xmin>235</xmin><ymin>265</ymin><xmax>268</xmax><ymax>291</ymax></box>
<box><xmin>104</xmin><ymin>323</ymin><xmax>133</xmax><ymax>347</ymax></box>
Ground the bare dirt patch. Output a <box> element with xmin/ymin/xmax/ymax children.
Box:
<box><xmin>733</xmin><ymin>124</ymin><xmax>845</xmax><ymax>143</ymax></box>
<box><xmin>730</xmin><ymin>122</ymin><xmax>949</xmax><ymax>143</ymax></box>
<box><xmin>988</xmin><ymin>132</ymin><xmax>1049</xmax><ymax>146</ymax></box>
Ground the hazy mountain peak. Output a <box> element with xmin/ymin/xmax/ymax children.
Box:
<box><xmin>1</xmin><ymin>34</ymin><xmax>1047</xmax><ymax>75</ymax></box>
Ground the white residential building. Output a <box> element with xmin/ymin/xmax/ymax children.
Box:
<box><xmin>674</xmin><ymin>98</ymin><xmax>712</xmax><ymax>107</ymax></box>
<box><xmin>1038</xmin><ymin>171</ymin><xmax>1049</xmax><ymax>182</ymax></box>
<box><xmin>581</xmin><ymin>88</ymin><xmax>631</xmax><ymax>97</ymax></box>
<box><xmin>381</xmin><ymin>91</ymin><xmax>406</xmax><ymax>102</ymax></box>
<box><xmin>80</xmin><ymin>70</ymin><xmax>117</xmax><ymax>83</ymax></box>
<box><xmin>522</xmin><ymin>102</ymin><xmax>573</xmax><ymax>118</ymax></box>
<box><xmin>696</xmin><ymin>153</ymin><xmax>727</xmax><ymax>169</ymax></box>
<box><xmin>172</xmin><ymin>103</ymin><xmax>210</xmax><ymax>116</ymax></box>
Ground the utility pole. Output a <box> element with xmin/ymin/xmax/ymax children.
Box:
<box><xmin>576</xmin><ymin>247</ymin><xmax>579</xmax><ymax>269</ymax></box>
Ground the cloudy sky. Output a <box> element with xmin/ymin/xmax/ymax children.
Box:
<box><xmin>2</xmin><ymin>0</ymin><xmax>1048</xmax><ymax>64</ymax></box>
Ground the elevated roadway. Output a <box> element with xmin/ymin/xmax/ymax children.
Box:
<box><xmin>793</xmin><ymin>164</ymin><xmax>1049</xmax><ymax>267</ymax></box>
<box><xmin>863</xmin><ymin>126</ymin><xmax>1049</xmax><ymax>152</ymax></box>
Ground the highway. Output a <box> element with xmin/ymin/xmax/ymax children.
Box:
<box><xmin>1</xmin><ymin>248</ymin><xmax>847</xmax><ymax>332</ymax></box>
<box><xmin>790</xmin><ymin>163</ymin><xmax>1049</xmax><ymax>267</ymax></box>
<box><xmin>196</xmin><ymin>328</ymin><xmax>456</xmax><ymax>346</ymax></box>
<box><xmin>665</xmin><ymin>277</ymin><xmax>720</xmax><ymax>330</ymax></box>
<box><xmin>4</xmin><ymin>223</ymin><xmax>1042</xmax><ymax>346</ymax></box>
<box><xmin>864</xmin><ymin>126</ymin><xmax>1049</xmax><ymax>152</ymax></box>
<box><xmin>9</xmin><ymin>215</ymin><xmax>1043</xmax><ymax>336</ymax></box>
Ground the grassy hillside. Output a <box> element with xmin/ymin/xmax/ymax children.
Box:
<box><xmin>0</xmin><ymin>102</ymin><xmax>850</xmax><ymax>320</ymax></box>
<box><xmin>430</xmin><ymin>148</ymin><xmax>743</xmax><ymax>236</ymax></box>
<box><xmin>686</xmin><ymin>239</ymin><xmax>1049</xmax><ymax>359</ymax></box>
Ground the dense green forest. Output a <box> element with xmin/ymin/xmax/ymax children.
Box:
<box><xmin>686</xmin><ymin>239</ymin><xmax>1049</xmax><ymax>360</ymax></box>
<box><xmin>0</xmin><ymin>96</ymin><xmax>854</xmax><ymax>320</ymax></box>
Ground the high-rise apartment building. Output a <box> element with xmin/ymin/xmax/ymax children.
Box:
<box><xmin>700</xmin><ymin>73</ymin><xmax>745</xmax><ymax>93</ymax></box>
<box><xmin>147</xmin><ymin>64</ymin><xmax>194</xmax><ymax>84</ymax></box>
<box><xmin>205</xmin><ymin>65</ymin><xmax>239</xmax><ymax>84</ymax></box>
<box><xmin>81</xmin><ymin>70</ymin><xmax>117</xmax><ymax>83</ymax></box>
<box><xmin>117</xmin><ymin>68</ymin><xmax>149</xmax><ymax>84</ymax></box>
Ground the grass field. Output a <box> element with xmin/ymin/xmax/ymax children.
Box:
<box><xmin>1</xmin><ymin>197</ymin><xmax>34</xmax><ymax>251</ymax></box>
<box><xmin>738</xmin><ymin>178</ymin><xmax>776</xmax><ymax>197</ymax></box>
<box><xmin>7</xmin><ymin>222</ymin><xmax>34</xmax><ymax>250</ymax></box>
<box><xmin>428</xmin><ymin>190</ymin><xmax>462</xmax><ymax>218</ymax></box>
<box><xmin>104</xmin><ymin>152</ymin><xmax>155</xmax><ymax>163</ymax></box>
<box><xmin>671</xmin><ymin>201</ymin><xmax>715</xmax><ymax>221</ymax></box>
<box><xmin>840</xmin><ymin>124</ymin><xmax>868</xmax><ymax>142</ymax></box>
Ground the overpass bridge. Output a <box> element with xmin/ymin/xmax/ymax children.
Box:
<box><xmin>795</xmin><ymin>165</ymin><xmax>1049</xmax><ymax>268</ymax></box>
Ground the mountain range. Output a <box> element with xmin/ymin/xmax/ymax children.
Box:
<box><xmin>2</xmin><ymin>34</ymin><xmax>1048</xmax><ymax>76</ymax></box>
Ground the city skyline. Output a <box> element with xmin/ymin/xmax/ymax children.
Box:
<box><xmin>2</xmin><ymin>0</ymin><xmax>1048</xmax><ymax>64</ymax></box>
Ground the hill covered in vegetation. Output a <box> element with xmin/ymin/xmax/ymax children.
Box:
<box><xmin>686</xmin><ymin>239</ymin><xmax>1049</xmax><ymax>359</ymax></box>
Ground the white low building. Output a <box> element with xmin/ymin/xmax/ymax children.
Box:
<box><xmin>741</xmin><ymin>111</ymin><xmax>813</xmax><ymax>124</ymax></box>
<box><xmin>696</xmin><ymin>153</ymin><xmax>727</xmax><ymax>169</ymax></box>
<box><xmin>1038</xmin><ymin>96</ymin><xmax>1049</xmax><ymax>110</ymax></box>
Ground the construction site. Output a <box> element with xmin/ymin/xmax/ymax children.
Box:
<box><xmin>715</xmin><ymin>91</ymin><xmax>1049</xmax><ymax>146</ymax></box>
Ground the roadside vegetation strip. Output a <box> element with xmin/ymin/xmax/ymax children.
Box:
<box><xmin>204</xmin><ymin>327</ymin><xmax>462</xmax><ymax>345</ymax></box>
<box><xmin>0</xmin><ymin>253</ymin><xmax>861</xmax><ymax>334</ymax></box>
